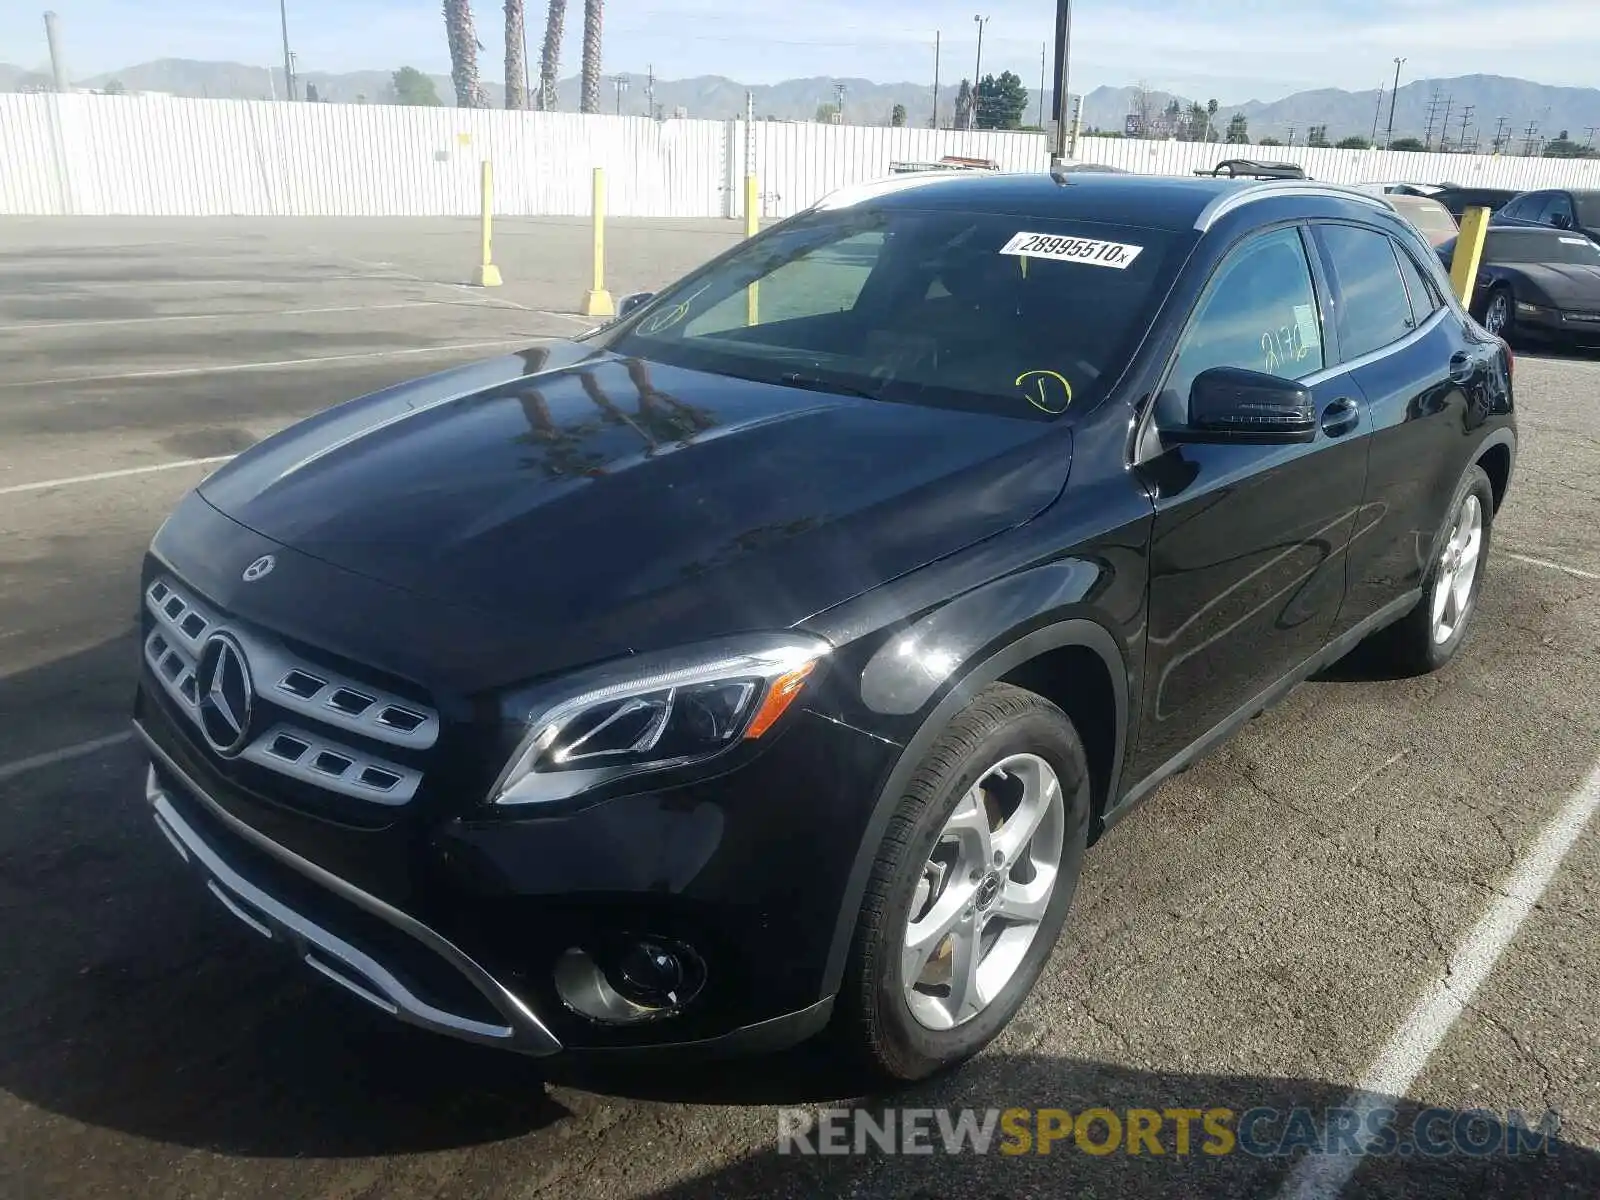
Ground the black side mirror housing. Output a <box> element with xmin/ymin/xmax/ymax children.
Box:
<box><xmin>619</xmin><ymin>292</ymin><xmax>654</xmax><ymax>318</ymax></box>
<box><xmin>1170</xmin><ymin>366</ymin><xmax>1318</xmax><ymax>445</ymax></box>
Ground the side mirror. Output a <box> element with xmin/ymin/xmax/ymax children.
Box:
<box><xmin>619</xmin><ymin>292</ymin><xmax>654</xmax><ymax>318</ymax></box>
<box><xmin>1170</xmin><ymin>366</ymin><xmax>1317</xmax><ymax>445</ymax></box>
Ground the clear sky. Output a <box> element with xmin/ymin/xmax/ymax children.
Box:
<box><xmin>7</xmin><ymin>0</ymin><xmax>1600</xmax><ymax>102</ymax></box>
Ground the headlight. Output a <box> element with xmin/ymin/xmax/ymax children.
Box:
<box><xmin>490</xmin><ymin>634</ymin><xmax>831</xmax><ymax>805</ymax></box>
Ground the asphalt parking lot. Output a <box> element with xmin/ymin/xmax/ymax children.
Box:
<box><xmin>1</xmin><ymin>215</ymin><xmax>1598</xmax><ymax>1200</ymax></box>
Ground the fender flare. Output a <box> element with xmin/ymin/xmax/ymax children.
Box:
<box><xmin>818</xmin><ymin>617</ymin><xmax>1128</xmax><ymax>1000</ymax></box>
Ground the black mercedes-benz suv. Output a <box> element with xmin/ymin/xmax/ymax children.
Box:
<box><xmin>134</xmin><ymin>171</ymin><xmax>1516</xmax><ymax>1084</ymax></box>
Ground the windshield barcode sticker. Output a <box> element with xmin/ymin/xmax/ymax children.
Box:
<box><xmin>999</xmin><ymin>232</ymin><xmax>1144</xmax><ymax>269</ymax></box>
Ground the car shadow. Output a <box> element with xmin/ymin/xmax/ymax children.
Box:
<box><xmin>610</xmin><ymin>1051</ymin><xmax>1600</xmax><ymax>1200</ymax></box>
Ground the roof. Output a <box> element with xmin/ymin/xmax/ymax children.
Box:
<box><xmin>815</xmin><ymin>171</ymin><xmax>1390</xmax><ymax>234</ymax></box>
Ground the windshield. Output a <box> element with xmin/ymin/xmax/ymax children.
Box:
<box><xmin>598</xmin><ymin>206</ymin><xmax>1186</xmax><ymax>421</ymax></box>
<box><xmin>1480</xmin><ymin>230</ymin><xmax>1600</xmax><ymax>266</ymax></box>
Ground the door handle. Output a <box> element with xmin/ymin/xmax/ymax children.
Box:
<box><xmin>1319</xmin><ymin>397</ymin><xmax>1360</xmax><ymax>438</ymax></box>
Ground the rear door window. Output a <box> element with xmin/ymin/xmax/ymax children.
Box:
<box><xmin>1392</xmin><ymin>240</ymin><xmax>1443</xmax><ymax>325</ymax></box>
<box><xmin>1316</xmin><ymin>224</ymin><xmax>1417</xmax><ymax>360</ymax></box>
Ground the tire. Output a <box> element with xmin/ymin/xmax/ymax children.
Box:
<box><xmin>1370</xmin><ymin>464</ymin><xmax>1495</xmax><ymax>676</ymax></box>
<box><xmin>1480</xmin><ymin>285</ymin><xmax>1515</xmax><ymax>342</ymax></box>
<box><xmin>832</xmin><ymin>682</ymin><xmax>1092</xmax><ymax>1085</ymax></box>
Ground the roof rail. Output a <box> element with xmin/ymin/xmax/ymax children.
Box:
<box><xmin>1193</xmin><ymin>179</ymin><xmax>1396</xmax><ymax>232</ymax></box>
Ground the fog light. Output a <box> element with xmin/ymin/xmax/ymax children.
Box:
<box><xmin>553</xmin><ymin>937</ymin><xmax>706</xmax><ymax>1025</ymax></box>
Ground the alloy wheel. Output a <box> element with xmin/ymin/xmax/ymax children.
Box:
<box><xmin>1430</xmin><ymin>492</ymin><xmax>1484</xmax><ymax>645</ymax></box>
<box><xmin>1483</xmin><ymin>292</ymin><xmax>1510</xmax><ymax>336</ymax></box>
<box><xmin>902</xmin><ymin>753</ymin><xmax>1066</xmax><ymax>1031</ymax></box>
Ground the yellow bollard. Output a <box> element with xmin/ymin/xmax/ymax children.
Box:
<box><xmin>472</xmin><ymin>160</ymin><xmax>503</xmax><ymax>287</ymax></box>
<box><xmin>745</xmin><ymin>174</ymin><xmax>760</xmax><ymax>326</ymax></box>
<box><xmin>1451</xmin><ymin>206</ymin><xmax>1491</xmax><ymax>311</ymax></box>
<box><xmin>580</xmin><ymin>167</ymin><xmax>615</xmax><ymax>317</ymax></box>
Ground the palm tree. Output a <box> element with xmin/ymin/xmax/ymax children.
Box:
<box><xmin>504</xmin><ymin>0</ymin><xmax>528</xmax><ymax>108</ymax></box>
<box><xmin>537</xmin><ymin>0</ymin><xmax>566</xmax><ymax>110</ymax></box>
<box><xmin>442</xmin><ymin>0</ymin><xmax>486</xmax><ymax>107</ymax></box>
<box><xmin>579</xmin><ymin>0</ymin><xmax>603</xmax><ymax>114</ymax></box>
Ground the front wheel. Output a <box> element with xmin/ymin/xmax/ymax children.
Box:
<box><xmin>832</xmin><ymin>683</ymin><xmax>1091</xmax><ymax>1084</ymax></box>
<box><xmin>1480</xmin><ymin>287</ymin><xmax>1514</xmax><ymax>341</ymax></box>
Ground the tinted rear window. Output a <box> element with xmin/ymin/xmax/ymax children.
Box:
<box><xmin>1318</xmin><ymin>224</ymin><xmax>1417</xmax><ymax>358</ymax></box>
<box><xmin>1574</xmin><ymin>194</ymin><xmax>1600</xmax><ymax>227</ymax></box>
<box><xmin>601</xmin><ymin>206</ymin><xmax>1187</xmax><ymax>421</ymax></box>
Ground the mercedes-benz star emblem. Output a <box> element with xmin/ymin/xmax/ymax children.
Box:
<box><xmin>242</xmin><ymin>555</ymin><xmax>276</xmax><ymax>582</ymax></box>
<box><xmin>195</xmin><ymin>633</ymin><xmax>254</xmax><ymax>756</ymax></box>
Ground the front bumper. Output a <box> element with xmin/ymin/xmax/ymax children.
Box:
<box><xmin>137</xmin><ymin>712</ymin><xmax>863</xmax><ymax>1061</ymax></box>
<box><xmin>1513</xmin><ymin>303</ymin><xmax>1600</xmax><ymax>341</ymax></box>
<box><xmin>141</xmin><ymin>726</ymin><xmax>564</xmax><ymax>1055</ymax></box>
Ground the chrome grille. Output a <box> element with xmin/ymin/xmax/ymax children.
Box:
<box><xmin>143</xmin><ymin>577</ymin><xmax>434</xmax><ymax>806</ymax></box>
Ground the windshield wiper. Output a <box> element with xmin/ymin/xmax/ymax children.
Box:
<box><xmin>776</xmin><ymin>372</ymin><xmax>885</xmax><ymax>402</ymax></box>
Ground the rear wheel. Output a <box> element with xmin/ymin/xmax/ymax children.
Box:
<box><xmin>1369</xmin><ymin>465</ymin><xmax>1494</xmax><ymax>676</ymax></box>
<box><xmin>833</xmin><ymin>683</ymin><xmax>1091</xmax><ymax>1084</ymax></box>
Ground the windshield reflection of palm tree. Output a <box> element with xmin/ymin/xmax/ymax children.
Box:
<box><xmin>623</xmin><ymin>358</ymin><xmax>717</xmax><ymax>450</ymax></box>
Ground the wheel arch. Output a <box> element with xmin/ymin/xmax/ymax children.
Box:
<box><xmin>819</xmin><ymin>617</ymin><xmax>1129</xmax><ymax>1000</ymax></box>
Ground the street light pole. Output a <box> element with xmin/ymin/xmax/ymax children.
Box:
<box><xmin>971</xmin><ymin>15</ymin><xmax>987</xmax><ymax>130</ymax></box>
<box><xmin>1385</xmin><ymin>56</ymin><xmax>1405</xmax><ymax>150</ymax></box>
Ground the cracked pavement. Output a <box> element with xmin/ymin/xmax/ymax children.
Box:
<box><xmin>1</xmin><ymin>219</ymin><xmax>1597</xmax><ymax>1200</ymax></box>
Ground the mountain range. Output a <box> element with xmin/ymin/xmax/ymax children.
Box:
<box><xmin>4</xmin><ymin>58</ymin><xmax>1598</xmax><ymax>148</ymax></box>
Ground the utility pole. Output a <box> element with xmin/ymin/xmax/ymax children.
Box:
<box><xmin>1423</xmin><ymin>88</ymin><xmax>1442</xmax><ymax>150</ymax></box>
<box><xmin>279</xmin><ymin>0</ymin><xmax>296</xmax><ymax>102</ymax></box>
<box><xmin>42</xmin><ymin>12</ymin><xmax>70</xmax><ymax>92</ymax></box>
<box><xmin>1050</xmin><ymin>0</ymin><xmax>1073</xmax><ymax>165</ymax></box>
<box><xmin>1287</xmin><ymin>124</ymin><xmax>1297</xmax><ymax>147</ymax></box>
<box><xmin>1385</xmin><ymin>57</ymin><xmax>1404</xmax><ymax>150</ymax></box>
<box><xmin>613</xmin><ymin>73</ymin><xmax>629</xmax><ymax>115</ymax></box>
<box><xmin>1438</xmin><ymin>95</ymin><xmax>1453</xmax><ymax>150</ymax></box>
<box><xmin>1521</xmin><ymin>121</ymin><xmax>1540</xmax><ymax>156</ymax></box>
<box><xmin>1585</xmin><ymin>125</ymin><xmax>1598</xmax><ymax>149</ymax></box>
<box><xmin>1455</xmin><ymin>105</ymin><xmax>1474</xmax><ymax>154</ymax></box>
<box><xmin>1370</xmin><ymin>84</ymin><xmax>1385</xmax><ymax>146</ymax></box>
<box><xmin>932</xmin><ymin>32</ymin><xmax>941</xmax><ymax>128</ymax></box>
<box><xmin>1492</xmin><ymin>115</ymin><xmax>1509</xmax><ymax>154</ymax></box>
<box><xmin>645</xmin><ymin>64</ymin><xmax>655</xmax><ymax>120</ymax></box>
<box><xmin>971</xmin><ymin>15</ymin><xmax>988</xmax><ymax>131</ymax></box>
<box><xmin>835</xmin><ymin>81</ymin><xmax>846</xmax><ymax>124</ymax></box>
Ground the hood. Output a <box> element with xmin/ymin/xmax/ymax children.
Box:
<box><xmin>1513</xmin><ymin>261</ymin><xmax>1600</xmax><ymax>305</ymax></box>
<box><xmin>198</xmin><ymin>343</ymin><xmax>1072</xmax><ymax>685</ymax></box>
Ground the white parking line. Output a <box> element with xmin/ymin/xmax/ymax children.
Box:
<box><xmin>0</xmin><ymin>732</ymin><xmax>133</xmax><ymax>784</ymax></box>
<box><xmin>0</xmin><ymin>300</ymin><xmax>465</xmax><ymax>332</ymax></box>
<box><xmin>1505</xmin><ymin>552</ymin><xmax>1600</xmax><ymax>582</ymax></box>
<box><xmin>0</xmin><ymin>456</ymin><xmax>233</xmax><ymax>497</ymax></box>
<box><xmin>0</xmin><ymin>337</ymin><xmax>537</xmax><ymax>389</ymax></box>
<box><xmin>1279</xmin><ymin>755</ymin><xmax>1600</xmax><ymax>1200</ymax></box>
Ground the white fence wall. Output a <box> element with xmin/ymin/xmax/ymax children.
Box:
<box><xmin>1071</xmin><ymin>135</ymin><xmax>1600</xmax><ymax>192</ymax></box>
<box><xmin>4</xmin><ymin>92</ymin><xmax>1600</xmax><ymax>219</ymax></box>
